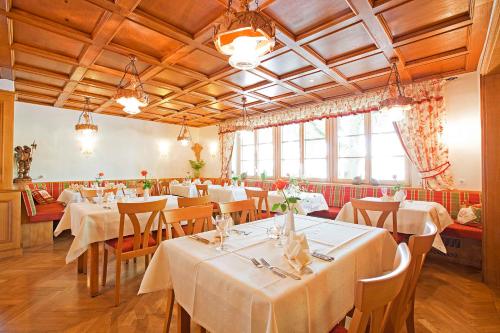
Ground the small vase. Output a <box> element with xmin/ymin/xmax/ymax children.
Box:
<box><xmin>144</xmin><ymin>188</ymin><xmax>150</xmax><ymax>201</ymax></box>
<box><xmin>284</xmin><ymin>210</ymin><xmax>295</xmax><ymax>237</ymax></box>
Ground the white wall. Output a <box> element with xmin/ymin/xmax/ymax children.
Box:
<box><xmin>13</xmin><ymin>102</ymin><xmax>209</xmax><ymax>181</ymax></box>
<box><xmin>410</xmin><ymin>72</ymin><xmax>482</xmax><ymax>190</ymax></box>
<box><xmin>197</xmin><ymin>125</ymin><xmax>221</xmax><ymax>178</ymax></box>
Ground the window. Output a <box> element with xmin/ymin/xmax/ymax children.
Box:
<box><xmin>256</xmin><ymin>128</ymin><xmax>274</xmax><ymax>177</ymax></box>
<box><xmin>370</xmin><ymin>112</ymin><xmax>406</xmax><ymax>181</ymax></box>
<box><xmin>281</xmin><ymin>124</ymin><xmax>300</xmax><ymax>177</ymax></box>
<box><xmin>303</xmin><ymin>119</ymin><xmax>327</xmax><ymax>179</ymax></box>
<box><xmin>239</xmin><ymin>131</ymin><xmax>255</xmax><ymax>176</ymax></box>
<box><xmin>337</xmin><ymin>114</ymin><xmax>366</xmax><ymax>180</ymax></box>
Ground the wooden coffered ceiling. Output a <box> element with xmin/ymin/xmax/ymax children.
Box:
<box><xmin>0</xmin><ymin>0</ymin><xmax>494</xmax><ymax>127</ymax></box>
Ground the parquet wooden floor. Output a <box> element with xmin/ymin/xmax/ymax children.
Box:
<box><xmin>0</xmin><ymin>235</ymin><xmax>499</xmax><ymax>333</ymax></box>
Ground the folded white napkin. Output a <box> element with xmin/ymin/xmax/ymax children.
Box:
<box><xmin>193</xmin><ymin>178</ymin><xmax>202</xmax><ymax>184</ymax></box>
<box><xmin>394</xmin><ymin>190</ymin><xmax>407</xmax><ymax>202</ymax></box>
<box><xmin>284</xmin><ymin>232</ymin><xmax>312</xmax><ymax>272</ymax></box>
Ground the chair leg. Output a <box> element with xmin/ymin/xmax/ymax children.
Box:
<box><xmin>101</xmin><ymin>248</ymin><xmax>108</xmax><ymax>287</ymax></box>
<box><xmin>163</xmin><ymin>289</ymin><xmax>175</xmax><ymax>333</ymax></box>
<box><xmin>145</xmin><ymin>254</ymin><xmax>150</xmax><ymax>268</ymax></box>
<box><xmin>114</xmin><ymin>257</ymin><xmax>122</xmax><ymax>306</ymax></box>
<box><xmin>406</xmin><ymin>297</ymin><xmax>416</xmax><ymax>333</ymax></box>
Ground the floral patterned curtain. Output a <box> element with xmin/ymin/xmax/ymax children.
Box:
<box><xmin>394</xmin><ymin>80</ymin><xmax>455</xmax><ymax>190</ymax></box>
<box><xmin>219</xmin><ymin>131</ymin><xmax>236</xmax><ymax>179</ymax></box>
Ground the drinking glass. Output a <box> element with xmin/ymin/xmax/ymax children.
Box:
<box><xmin>381</xmin><ymin>187</ymin><xmax>388</xmax><ymax>196</ymax></box>
<box><xmin>273</xmin><ymin>215</ymin><xmax>285</xmax><ymax>246</ymax></box>
<box><xmin>96</xmin><ymin>188</ymin><xmax>104</xmax><ymax>204</ymax></box>
<box><xmin>213</xmin><ymin>216</ymin><xmax>228</xmax><ymax>251</ymax></box>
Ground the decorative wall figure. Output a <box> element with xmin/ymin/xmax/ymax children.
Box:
<box><xmin>14</xmin><ymin>141</ymin><xmax>37</xmax><ymax>183</ymax></box>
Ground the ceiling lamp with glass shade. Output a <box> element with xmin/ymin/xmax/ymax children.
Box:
<box><xmin>214</xmin><ymin>0</ymin><xmax>275</xmax><ymax>70</ymax></box>
<box><xmin>379</xmin><ymin>59</ymin><xmax>413</xmax><ymax>121</ymax></box>
<box><xmin>177</xmin><ymin>116</ymin><xmax>192</xmax><ymax>146</ymax></box>
<box><xmin>114</xmin><ymin>55</ymin><xmax>149</xmax><ymax>115</ymax></box>
<box><xmin>234</xmin><ymin>96</ymin><xmax>254</xmax><ymax>133</ymax></box>
<box><xmin>75</xmin><ymin>97</ymin><xmax>98</xmax><ymax>156</ymax></box>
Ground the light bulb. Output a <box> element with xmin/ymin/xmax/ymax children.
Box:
<box><xmin>117</xmin><ymin>96</ymin><xmax>146</xmax><ymax>114</ymax></box>
<box><xmin>228</xmin><ymin>36</ymin><xmax>261</xmax><ymax>70</ymax></box>
<box><xmin>180</xmin><ymin>138</ymin><xmax>190</xmax><ymax>146</ymax></box>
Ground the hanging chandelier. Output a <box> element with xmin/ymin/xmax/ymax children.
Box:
<box><xmin>114</xmin><ymin>55</ymin><xmax>149</xmax><ymax>115</ymax></box>
<box><xmin>214</xmin><ymin>0</ymin><xmax>275</xmax><ymax>70</ymax></box>
<box><xmin>379</xmin><ymin>59</ymin><xmax>413</xmax><ymax>120</ymax></box>
<box><xmin>234</xmin><ymin>96</ymin><xmax>254</xmax><ymax>133</ymax></box>
<box><xmin>177</xmin><ymin>116</ymin><xmax>192</xmax><ymax>146</ymax></box>
<box><xmin>75</xmin><ymin>97</ymin><xmax>98</xmax><ymax>156</ymax></box>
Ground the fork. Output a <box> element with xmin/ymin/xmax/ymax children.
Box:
<box><xmin>250</xmin><ymin>257</ymin><xmax>263</xmax><ymax>268</ymax></box>
<box><xmin>260</xmin><ymin>258</ymin><xmax>301</xmax><ymax>280</ymax></box>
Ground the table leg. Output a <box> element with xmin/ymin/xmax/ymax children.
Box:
<box><xmin>77</xmin><ymin>251</ymin><xmax>88</xmax><ymax>274</ymax></box>
<box><xmin>176</xmin><ymin>303</ymin><xmax>190</xmax><ymax>333</ymax></box>
<box><xmin>88</xmin><ymin>242</ymin><xmax>99</xmax><ymax>297</ymax></box>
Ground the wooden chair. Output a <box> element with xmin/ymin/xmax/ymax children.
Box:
<box><xmin>332</xmin><ymin>243</ymin><xmax>411</xmax><ymax>333</ymax></box>
<box><xmin>135</xmin><ymin>186</ymin><xmax>145</xmax><ymax>197</ymax></box>
<box><xmin>177</xmin><ymin>195</ymin><xmax>212</xmax><ymax>208</ymax></box>
<box><xmin>195</xmin><ymin>184</ymin><xmax>209</xmax><ymax>197</ymax></box>
<box><xmin>104</xmin><ymin>188</ymin><xmax>118</xmax><ymax>195</ymax></box>
<box><xmin>80</xmin><ymin>189</ymin><xmax>97</xmax><ymax>202</ymax></box>
<box><xmin>101</xmin><ymin>199</ymin><xmax>167</xmax><ymax>306</ymax></box>
<box><xmin>351</xmin><ymin>198</ymin><xmax>401</xmax><ymax>241</ymax></box>
<box><xmin>245</xmin><ymin>188</ymin><xmax>272</xmax><ymax>219</ymax></box>
<box><xmin>219</xmin><ymin>199</ymin><xmax>257</xmax><ymax>224</ymax></box>
<box><xmin>162</xmin><ymin>205</ymin><xmax>214</xmax><ymax>332</ymax></box>
<box><xmin>384</xmin><ymin>222</ymin><xmax>438</xmax><ymax>333</ymax></box>
<box><xmin>159</xmin><ymin>181</ymin><xmax>170</xmax><ymax>195</ymax></box>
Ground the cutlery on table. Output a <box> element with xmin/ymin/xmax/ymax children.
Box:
<box><xmin>312</xmin><ymin>251</ymin><xmax>335</xmax><ymax>262</ymax></box>
<box><xmin>250</xmin><ymin>257</ymin><xmax>263</xmax><ymax>268</ymax></box>
<box><xmin>260</xmin><ymin>258</ymin><xmax>300</xmax><ymax>280</ymax></box>
<box><xmin>189</xmin><ymin>234</ymin><xmax>210</xmax><ymax>244</ymax></box>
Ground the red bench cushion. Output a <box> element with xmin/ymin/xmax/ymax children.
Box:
<box><xmin>442</xmin><ymin>222</ymin><xmax>483</xmax><ymax>241</ymax></box>
<box><xmin>308</xmin><ymin>207</ymin><xmax>341</xmax><ymax>220</ymax></box>
<box><xmin>29</xmin><ymin>202</ymin><xmax>65</xmax><ymax>223</ymax></box>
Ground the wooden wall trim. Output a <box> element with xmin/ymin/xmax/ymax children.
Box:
<box><xmin>481</xmin><ymin>73</ymin><xmax>500</xmax><ymax>286</ymax></box>
<box><xmin>0</xmin><ymin>90</ymin><xmax>15</xmax><ymax>189</ymax></box>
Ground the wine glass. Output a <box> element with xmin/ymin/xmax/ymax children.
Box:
<box><xmin>213</xmin><ymin>215</ymin><xmax>229</xmax><ymax>251</ymax></box>
<box><xmin>96</xmin><ymin>188</ymin><xmax>104</xmax><ymax>204</ymax></box>
<box><xmin>273</xmin><ymin>215</ymin><xmax>285</xmax><ymax>246</ymax></box>
<box><xmin>381</xmin><ymin>187</ymin><xmax>388</xmax><ymax>197</ymax></box>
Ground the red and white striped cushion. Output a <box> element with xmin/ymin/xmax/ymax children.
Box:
<box><xmin>32</xmin><ymin>189</ymin><xmax>55</xmax><ymax>204</ymax></box>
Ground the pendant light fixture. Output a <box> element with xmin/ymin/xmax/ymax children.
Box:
<box><xmin>234</xmin><ymin>96</ymin><xmax>254</xmax><ymax>133</ymax></box>
<box><xmin>214</xmin><ymin>0</ymin><xmax>275</xmax><ymax>70</ymax></box>
<box><xmin>75</xmin><ymin>97</ymin><xmax>98</xmax><ymax>156</ymax></box>
<box><xmin>114</xmin><ymin>55</ymin><xmax>149</xmax><ymax>115</ymax></box>
<box><xmin>379</xmin><ymin>59</ymin><xmax>413</xmax><ymax>121</ymax></box>
<box><xmin>177</xmin><ymin>116</ymin><xmax>192</xmax><ymax>146</ymax></box>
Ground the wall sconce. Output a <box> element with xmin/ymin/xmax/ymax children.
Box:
<box><xmin>158</xmin><ymin>140</ymin><xmax>170</xmax><ymax>158</ymax></box>
<box><xmin>209</xmin><ymin>141</ymin><xmax>218</xmax><ymax>158</ymax></box>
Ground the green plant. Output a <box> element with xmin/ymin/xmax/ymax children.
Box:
<box><xmin>260</xmin><ymin>171</ymin><xmax>266</xmax><ymax>181</ymax></box>
<box><xmin>189</xmin><ymin>160</ymin><xmax>205</xmax><ymax>178</ymax></box>
<box><xmin>140</xmin><ymin>170</ymin><xmax>152</xmax><ymax>190</ymax></box>
<box><xmin>271</xmin><ymin>179</ymin><xmax>300</xmax><ymax>213</ymax></box>
<box><xmin>240</xmin><ymin>172</ymin><xmax>248</xmax><ymax>180</ymax></box>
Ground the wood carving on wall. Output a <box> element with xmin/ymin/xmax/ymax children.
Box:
<box><xmin>191</xmin><ymin>143</ymin><xmax>203</xmax><ymax>162</ymax></box>
<box><xmin>14</xmin><ymin>141</ymin><xmax>37</xmax><ymax>183</ymax></box>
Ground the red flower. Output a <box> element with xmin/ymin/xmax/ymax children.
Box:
<box><xmin>141</xmin><ymin>170</ymin><xmax>148</xmax><ymax>177</ymax></box>
<box><xmin>98</xmin><ymin>172</ymin><xmax>104</xmax><ymax>177</ymax></box>
<box><xmin>274</xmin><ymin>179</ymin><xmax>288</xmax><ymax>191</ymax></box>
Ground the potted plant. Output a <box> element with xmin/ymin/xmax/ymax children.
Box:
<box><xmin>141</xmin><ymin>170</ymin><xmax>152</xmax><ymax>200</ymax></box>
<box><xmin>95</xmin><ymin>172</ymin><xmax>104</xmax><ymax>188</ymax></box>
<box><xmin>271</xmin><ymin>179</ymin><xmax>301</xmax><ymax>237</ymax></box>
<box><xmin>239</xmin><ymin>172</ymin><xmax>247</xmax><ymax>186</ymax></box>
<box><xmin>189</xmin><ymin>159</ymin><xmax>205</xmax><ymax>178</ymax></box>
<box><xmin>231</xmin><ymin>175</ymin><xmax>239</xmax><ymax>186</ymax></box>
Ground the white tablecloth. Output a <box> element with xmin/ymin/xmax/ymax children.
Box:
<box><xmin>336</xmin><ymin>197</ymin><xmax>453</xmax><ymax>251</ymax></box>
<box><xmin>54</xmin><ymin>195</ymin><xmax>179</xmax><ymax>263</ymax></box>
<box><xmin>57</xmin><ymin>187</ymin><xmax>133</xmax><ymax>204</ymax></box>
<box><xmin>169</xmin><ymin>184</ymin><xmax>198</xmax><ymax>198</ymax></box>
<box><xmin>266</xmin><ymin>191</ymin><xmax>329</xmax><ymax>215</ymax></box>
<box><xmin>139</xmin><ymin>215</ymin><xmax>397</xmax><ymax>333</ymax></box>
<box><xmin>208</xmin><ymin>185</ymin><xmax>261</xmax><ymax>203</ymax></box>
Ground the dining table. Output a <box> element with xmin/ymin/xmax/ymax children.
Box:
<box><xmin>54</xmin><ymin>195</ymin><xmax>179</xmax><ymax>296</ymax></box>
<box><xmin>169</xmin><ymin>183</ymin><xmax>199</xmax><ymax>198</ymax></box>
<box><xmin>57</xmin><ymin>187</ymin><xmax>134</xmax><ymax>205</ymax></box>
<box><xmin>139</xmin><ymin>215</ymin><xmax>397</xmax><ymax>333</ymax></box>
<box><xmin>265</xmin><ymin>190</ymin><xmax>329</xmax><ymax>215</ymax></box>
<box><xmin>336</xmin><ymin>197</ymin><xmax>453</xmax><ymax>252</ymax></box>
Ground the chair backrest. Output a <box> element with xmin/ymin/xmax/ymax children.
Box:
<box><xmin>349</xmin><ymin>243</ymin><xmax>411</xmax><ymax>333</ymax></box>
<box><xmin>159</xmin><ymin>181</ymin><xmax>170</xmax><ymax>195</ymax></box>
<box><xmin>351</xmin><ymin>198</ymin><xmax>400</xmax><ymax>239</ymax></box>
<box><xmin>177</xmin><ymin>195</ymin><xmax>212</xmax><ymax>208</ymax></box>
<box><xmin>163</xmin><ymin>205</ymin><xmax>214</xmax><ymax>237</ymax></box>
<box><xmin>135</xmin><ymin>186</ymin><xmax>145</xmax><ymax>197</ymax></box>
<box><xmin>81</xmin><ymin>189</ymin><xmax>97</xmax><ymax>201</ymax></box>
<box><xmin>385</xmin><ymin>222</ymin><xmax>437</xmax><ymax>333</ymax></box>
<box><xmin>104</xmin><ymin>188</ymin><xmax>118</xmax><ymax>195</ymax></box>
<box><xmin>196</xmin><ymin>184</ymin><xmax>209</xmax><ymax>197</ymax></box>
<box><xmin>245</xmin><ymin>188</ymin><xmax>271</xmax><ymax>219</ymax></box>
<box><xmin>219</xmin><ymin>199</ymin><xmax>257</xmax><ymax>224</ymax></box>
<box><xmin>116</xmin><ymin>199</ymin><xmax>167</xmax><ymax>257</ymax></box>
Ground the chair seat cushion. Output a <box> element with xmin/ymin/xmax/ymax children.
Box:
<box><xmin>29</xmin><ymin>202</ymin><xmax>65</xmax><ymax>223</ymax></box>
<box><xmin>106</xmin><ymin>235</ymin><xmax>157</xmax><ymax>252</ymax></box>
<box><xmin>308</xmin><ymin>207</ymin><xmax>341</xmax><ymax>220</ymax></box>
<box><xmin>442</xmin><ymin>221</ymin><xmax>483</xmax><ymax>241</ymax></box>
<box><xmin>330</xmin><ymin>325</ymin><xmax>347</xmax><ymax>333</ymax></box>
